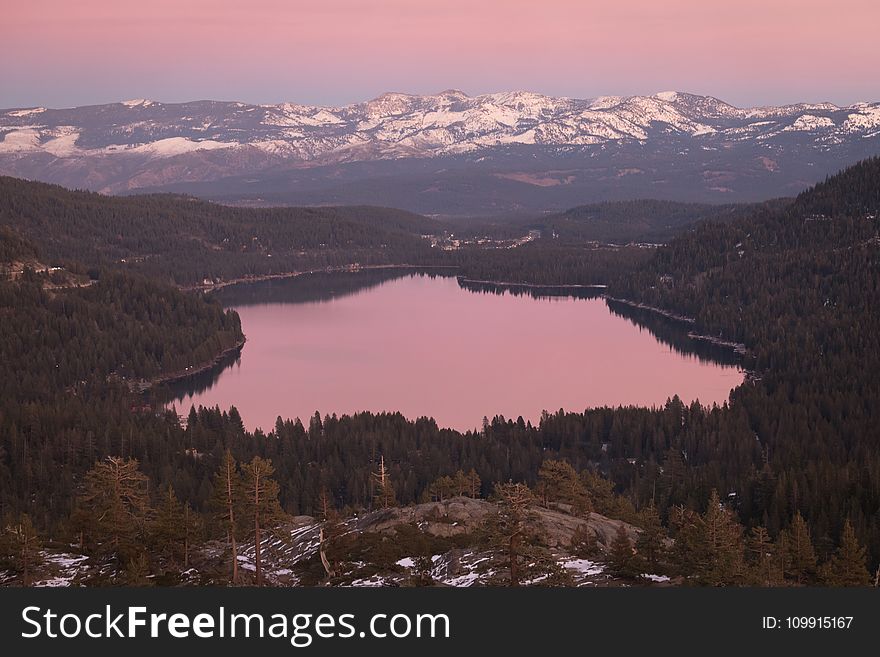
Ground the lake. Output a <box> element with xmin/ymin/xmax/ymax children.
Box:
<box><xmin>171</xmin><ymin>270</ymin><xmax>744</xmax><ymax>432</ymax></box>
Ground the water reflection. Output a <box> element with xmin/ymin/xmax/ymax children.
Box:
<box><xmin>170</xmin><ymin>270</ymin><xmax>744</xmax><ymax>431</ymax></box>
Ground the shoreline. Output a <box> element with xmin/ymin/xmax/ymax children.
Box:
<box><xmin>602</xmin><ymin>295</ymin><xmax>697</xmax><ymax>324</ymax></box>
<box><xmin>142</xmin><ymin>337</ymin><xmax>247</xmax><ymax>391</ymax></box>
<box><xmin>457</xmin><ymin>276</ymin><xmax>608</xmax><ymax>290</ymax></box>
<box><xmin>182</xmin><ymin>264</ymin><xmax>459</xmax><ymax>293</ymax></box>
<box><xmin>604</xmin><ymin>296</ymin><xmax>750</xmax><ymax>357</ymax></box>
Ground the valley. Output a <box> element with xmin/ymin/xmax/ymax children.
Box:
<box><xmin>1</xmin><ymin>157</ymin><xmax>879</xmax><ymax>588</ymax></box>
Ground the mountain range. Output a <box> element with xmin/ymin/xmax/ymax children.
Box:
<box><xmin>2</xmin><ymin>90</ymin><xmax>879</xmax><ymax>214</ymax></box>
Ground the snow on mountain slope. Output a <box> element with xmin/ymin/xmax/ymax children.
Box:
<box><xmin>1</xmin><ymin>91</ymin><xmax>878</xmax><ymax>209</ymax></box>
<box><xmin>3</xmin><ymin>90</ymin><xmax>878</xmax><ymax>165</ymax></box>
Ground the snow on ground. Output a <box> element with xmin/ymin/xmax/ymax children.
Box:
<box><xmin>6</xmin><ymin>107</ymin><xmax>46</xmax><ymax>117</ymax></box>
<box><xmin>561</xmin><ymin>558</ymin><xmax>604</xmax><ymax>576</ymax></box>
<box><xmin>30</xmin><ymin>552</ymin><xmax>89</xmax><ymax>587</ymax></box>
<box><xmin>0</xmin><ymin>128</ymin><xmax>42</xmax><ymax>152</ymax></box>
<box><xmin>127</xmin><ymin>137</ymin><xmax>238</xmax><ymax>157</ymax></box>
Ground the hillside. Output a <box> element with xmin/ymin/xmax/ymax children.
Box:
<box><xmin>0</xmin><ymin>176</ymin><xmax>440</xmax><ymax>284</ymax></box>
<box><xmin>2</xmin><ymin>159</ymin><xmax>880</xmax><ymax>588</ymax></box>
<box><xmin>11</xmin><ymin>497</ymin><xmax>654</xmax><ymax>588</ymax></box>
<box><xmin>523</xmin><ymin>199</ymin><xmax>787</xmax><ymax>243</ymax></box>
<box><xmin>610</xmin><ymin>156</ymin><xmax>880</xmax><ymax>557</ymax></box>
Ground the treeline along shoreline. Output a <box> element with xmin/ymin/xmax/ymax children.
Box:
<box><xmin>1</xmin><ymin>158</ymin><xmax>879</xmax><ymax>585</ymax></box>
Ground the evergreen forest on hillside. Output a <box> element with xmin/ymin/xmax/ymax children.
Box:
<box><xmin>1</xmin><ymin>158</ymin><xmax>879</xmax><ymax>586</ymax></box>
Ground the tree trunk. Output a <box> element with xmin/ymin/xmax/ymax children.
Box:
<box><xmin>509</xmin><ymin>531</ymin><xmax>521</xmax><ymax>586</ymax></box>
<box><xmin>254</xmin><ymin>472</ymin><xmax>262</xmax><ymax>586</ymax></box>
<box><xmin>226</xmin><ymin>461</ymin><xmax>239</xmax><ymax>584</ymax></box>
<box><xmin>184</xmin><ymin>505</ymin><xmax>190</xmax><ymax>570</ymax></box>
<box><xmin>22</xmin><ymin>542</ymin><xmax>30</xmax><ymax>587</ymax></box>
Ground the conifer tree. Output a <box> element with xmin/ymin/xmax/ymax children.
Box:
<box><xmin>1</xmin><ymin>514</ymin><xmax>43</xmax><ymax>586</ymax></box>
<box><xmin>496</xmin><ymin>482</ymin><xmax>532</xmax><ymax>586</ymax></box>
<box><xmin>317</xmin><ymin>487</ymin><xmax>342</xmax><ymax>582</ymax></box>
<box><xmin>465</xmin><ymin>468</ymin><xmax>482</xmax><ymax>498</ymax></box>
<box><xmin>569</xmin><ymin>523</ymin><xmax>599</xmax><ymax>559</ymax></box>
<box><xmin>670</xmin><ymin>491</ymin><xmax>746</xmax><ymax>585</ymax></box>
<box><xmin>426</xmin><ymin>475</ymin><xmax>455</xmax><ymax>502</ymax></box>
<box><xmin>210</xmin><ymin>450</ymin><xmax>244</xmax><ymax>584</ymax></box>
<box><xmin>747</xmin><ymin>525</ymin><xmax>776</xmax><ymax>586</ymax></box>
<box><xmin>821</xmin><ymin>520</ymin><xmax>871</xmax><ymax>586</ymax></box>
<box><xmin>371</xmin><ymin>456</ymin><xmax>397</xmax><ymax>509</ymax></box>
<box><xmin>698</xmin><ymin>490</ymin><xmax>746</xmax><ymax>586</ymax></box>
<box><xmin>781</xmin><ymin>512</ymin><xmax>817</xmax><ymax>585</ymax></box>
<box><xmin>152</xmin><ymin>485</ymin><xmax>199</xmax><ymax>569</ymax></box>
<box><xmin>537</xmin><ymin>459</ymin><xmax>591</xmax><ymax>514</ymax></box>
<box><xmin>242</xmin><ymin>456</ymin><xmax>284</xmax><ymax>586</ymax></box>
<box><xmin>608</xmin><ymin>524</ymin><xmax>640</xmax><ymax>580</ymax></box>
<box><xmin>451</xmin><ymin>470</ymin><xmax>469</xmax><ymax>497</ymax></box>
<box><xmin>76</xmin><ymin>456</ymin><xmax>151</xmax><ymax>562</ymax></box>
<box><xmin>635</xmin><ymin>503</ymin><xmax>667</xmax><ymax>572</ymax></box>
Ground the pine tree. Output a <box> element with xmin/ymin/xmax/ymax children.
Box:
<box><xmin>670</xmin><ymin>492</ymin><xmax>746</xmax><ymax>586</ymax></box>
<box><xmin>537</xmin><ymin>459</ymin><xmax>591</xmax><ymax>514</ymax></box>
<box><xmin>569</xmin><ymin>523</ymin><xmax>599</xmax><ymax>559</ymax></box>
<box><xmin>152</xmin><ymin>485</ymin><xmax>199</xmax><ymax>569</ymax></box>
<box><xmin>76</xmin><ymin>456</ymin><xmax>150</xmax><ymax>562</ymax></box>
<box><xmin>426</xmin><ymin>475</ymin><xmax>455</xmax><ymax>502</ymax></box>
<box><xmin>2</xmin><ymin>514</ymin><xmax>43</xmax><ymax>586</ymax></box>
<box><xmin>371</xmin><ymin>456</ymin><xmax>397</xmax><ymax>509</ymax></box>
<box><xmin>483</xmin><ymin>482</ymin><xmax>572</xmax><ymax>586</ymax></box>
<box><xmin>821</xmin><ymin>520</ymin><xmax>871</xmax><ymax>586</ymax></box>
<box><xmin>466</xmin><ymin>468</ymin><xmax>482</xmax><ymax>498</ymax></box>
<box><xmin>635</xmin><ymin>503</ymin><xmax>667</xmax><ymax>572</ymax></box>
<box><xmin>747</xmin><ymin>525</ymin><xmax>776</xmax><ymax>586</ymax></box>
<box><xmin>451</xmin><ymin>470</ymin><xmax>469</xmax><ymax>497</ymax></box>
<box><xmin>210</xmin><ymin>450</ymin><xmax>244</xmax><ymax>584</ymax></box>
<box><xmin>698</xmin><ymin>490</ymin><xmax>746</xmax><ymax>586</ymax></box>
<box><xmin>608</xmin><ymin>524</ymin><xmax>640</xmax><ymax>580</ymax></box>
<box><xmin>317</xmin><ymin>487</ymin><xmax>342</xmax><ymax>581</ymax></box>
<box><xmin>241</xmin><ymin>456</ymin><xmax>285</xmax><ymax>586</ymax></box>
<box><xmin>781</xmin><ymin>512</ymin><xmax>817</xmax><ymax>585</ymax></box>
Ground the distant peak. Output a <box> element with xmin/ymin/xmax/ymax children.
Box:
<box><xmin>436</xmin><ymin>89</ymin><xmax>468</xmax><ymax>97</ymax></box>
<box><xmin>120</xmin><ymin>98</ymin><xmax>155</xmax><ymax>108</ymax></box>
<box><xmin>654</xmin><ymin>91</ymin><xmax>680</xmax><ymax>102</ymax></box>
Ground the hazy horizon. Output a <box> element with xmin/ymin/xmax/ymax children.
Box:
<box><xmin>2</xmin><ymin>87</ymin><xmax>878</xmax><ymax>112</ymax></box>
<box><xmin>3</xmin><ymin>0</ymin><xmax>878</xmax><ymax>109</ymax></box>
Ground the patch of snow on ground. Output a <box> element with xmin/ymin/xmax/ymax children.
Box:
<box><xmin>561</xmin><ymin>558</ymin><xmax>604</xmax><ymax>576</ymax></box>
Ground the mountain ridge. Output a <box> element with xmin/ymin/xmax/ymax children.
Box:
<box><xmin>2</xmin><ymin>90</ymin><xmax>879</xmax><ymax>213</ymax></box>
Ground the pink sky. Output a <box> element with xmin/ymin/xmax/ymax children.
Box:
<box><xmin>2</xmin><ymin>0</ymin><xmax>878</xmax><ymax>108</ymax></box>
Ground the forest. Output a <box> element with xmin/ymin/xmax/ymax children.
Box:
<box><xmin>0</xmin><ymin>157</ymin><xmax>879</xmax><ymax>586</ymax></box>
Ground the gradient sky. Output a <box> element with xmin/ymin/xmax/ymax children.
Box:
<box><xmin>3</xmin><ymin>0</ymin><xmax>878</xmax><ymax>109</ymax></box>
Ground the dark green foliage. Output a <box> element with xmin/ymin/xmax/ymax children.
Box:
<box><xmin>821</xmin><ymin>521</ymin><xmax>871</xmax><ymax>587</ymax></box>
<box><xmin>780</xmin><ymin>513</ymin><xmax>818</xmax><ymax>585</ymax></box>
<box><xmin>0</xmin><ymin>225</ymin><xmax>38</xmax><ymax>265</ymax></box>
<box><xmin>0</xmin><ymin>270</ymin><xmax>242</xmax><ymax>401</ymax></box>
<box><xmin>74</xmin><ymin>457</ymin><xmax>151</xmax><ymax>563</ymax></box>
<box><xmin>2</xmin><ymin>157</ymin><xmax>880</xmax><ymax>585</ymax></box>
<box><xmin>0</xmin><ymin>514</ymin><xmax>43</xmax><ymax>586</ymax></box>
<box><xmin>669</xmin><ymin>491</ymin><xmax>747</xmax><ymax>586</ymax></box>
<box><xmin>607</xmin><ymin>524</ymin><xmax>640</xmax><ymax>580</ymax></box>
<box><xmin>537</xmin><ymin>459</ymin><xmax>591</xmax><ymax>514</ymax></box>
<box><xmin>0</xmin><ymin>176</ymin><xmax>439</xmax><ymax>286</ymax></box>
<box><xmin>535</xmin><ymin>199</ymin><xmax>782</xmax><ymax>243</ymax></box>
<box><xmin>635</xmin><ymin>503</ymin><xmax>667</xmax><ymax>573</ymax></box>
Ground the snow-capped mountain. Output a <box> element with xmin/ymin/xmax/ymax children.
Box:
<box><xmin>1</xmin><ymin>91</ymin><xmax>878</xmax><ymax>213</ymax></box>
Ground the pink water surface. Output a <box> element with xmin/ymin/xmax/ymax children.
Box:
<box><xmin>175</xmin><ymin>275</ymin><xmax>742</xmax><ymax>432</ymax></box>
